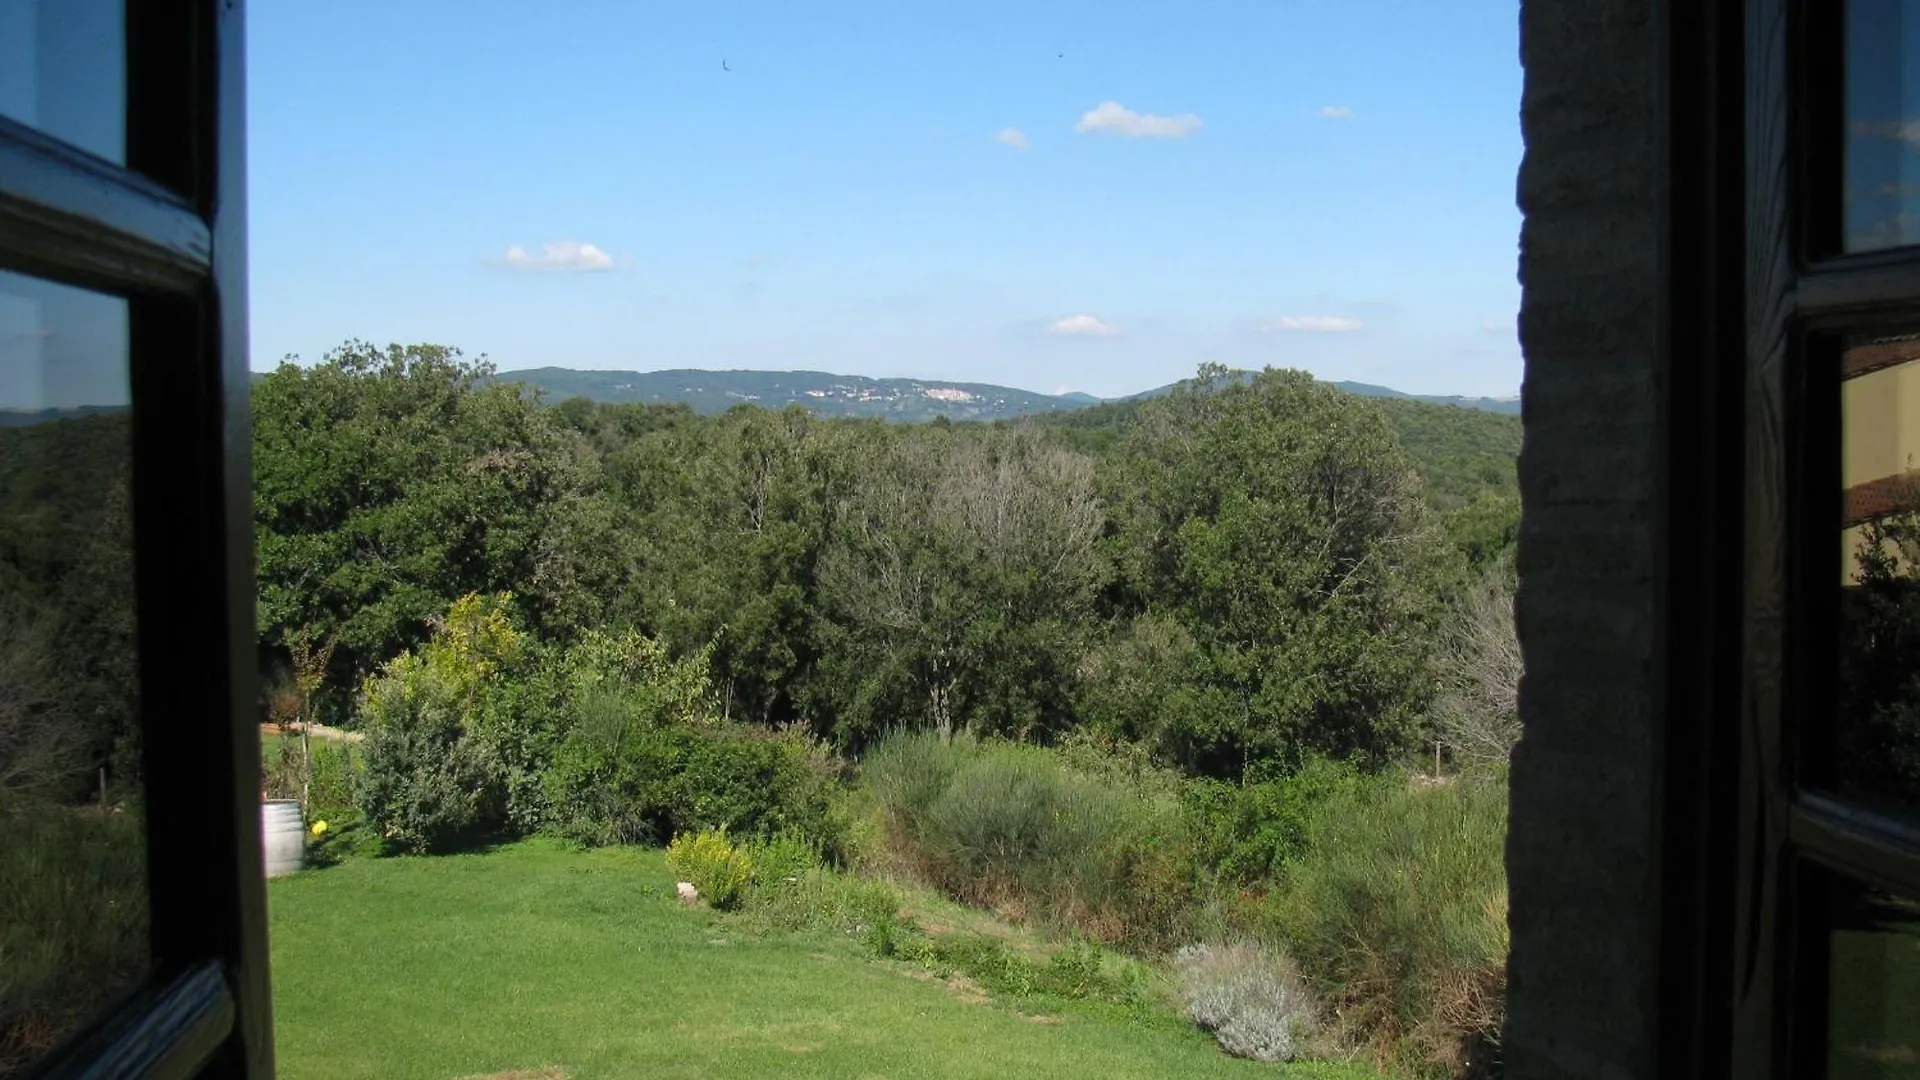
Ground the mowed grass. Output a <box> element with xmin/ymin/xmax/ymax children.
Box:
<box><xmin>268</xmin><ymin>839</ymin><xmax>1353</xmax><ymax>1080</ymax></box>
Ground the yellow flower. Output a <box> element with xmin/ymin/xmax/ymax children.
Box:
<box><xmin>311</xmin><ymin>820</ymin><xmax>329</xmax><ymax>837</ymax></box>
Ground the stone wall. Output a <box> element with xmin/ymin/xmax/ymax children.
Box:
<box><xmin>1508</xmin><ymin>0</ymin><xmax>1664</xmax><ymax>1077</ymax></box>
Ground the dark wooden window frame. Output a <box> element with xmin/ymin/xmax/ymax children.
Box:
<box><xmin>0</xmin><ymin>3</ymin><xmax>270</xmax><ymax>1078</ymax></box>
<box><xmin>1658</xmin><ymin>0</ymin><xmax>1920</xmax><ymax>1076</ymax></box>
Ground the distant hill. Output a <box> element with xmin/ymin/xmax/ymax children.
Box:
<box><xmin>1124</xmin><ymin>374</ymin><xmax>1519</xmax><ymax>416</ymax></box>
<box><xmin>0</xmin><ymin>405</ymin><xmax>129</xmax><ymax>428</ymax></box>
<box><xmin>497</xmin><ymin>367</ymin><xmax>1520</xmax><ymax>422</ymax></box>
<box><xmin>498</xmin><ymin>367</ymin><xmax>1088</xmax><ymax>423</ymax></box>
<box><xmin>1329</xmin><ymin>381</ymin><xmax>1520</xmax><ymax>416</ymax></box>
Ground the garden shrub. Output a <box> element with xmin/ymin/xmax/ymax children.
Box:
<box><xmin>545</xmin><ymin>715</ymin><xmax>840</xmax><ymax>850</ymax></box>
<box><xmin>666</xmin><ymin>827</ymin><xmax>754</xmax><ymax>910</ymax></box>
<box><xmin>1268</xmin><ymin>770</ymin><xmax>1509</xmax><ymax>1076</ymax></box>
<box><xmin>1175</xmin><ymin>941</ymin><xmax>1319</xmax><ymax>1063</ymax></box>
<box><xmin>1183</xmin><ymin>756</ymin><xmax>1368</xmax><ymax>887</ymax></box>
<box><xmin>863</xmin><ymin>731</ymin><xmax>1191</xmax><ymax>948</ymax></box>
<box><xmin>355</xmin><ymin>675</ymin><xmax>504</xmax><ymax>853</ymax></box>
<box><xmin>355</xmin><ymin>593</ymin><xmax>521</xmax><ymax>853</ymax></box>
<box><xmin>744</xmin><ymin>832</ymin><xmax>819</xmax><ymax>888</ymax></box>
<box><xmin>306</xmin><ymin>738</ymin><xmax>360</xmax><ymax>823</ymax></box>
<box><xmin>537</xmin><ymin>630</ymin><xmax>844</xmax><ymax>852</ymax></box>
<box><xmin>823</xmin><ymin>781</ymin><xmax>885</xmax><ymax>872</ymax></box>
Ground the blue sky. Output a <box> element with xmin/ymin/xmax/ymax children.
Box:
<box><xmin>248</xmin><ymin>0</ymin><xmax>1522</xmax><ymax>400</ymax></box>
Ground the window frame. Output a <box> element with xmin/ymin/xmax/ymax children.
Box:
<box><xmin>1718</xmin><ymin>0</ymin><xmax>1920</xmax><ymax>1075</ymax></box>
<box><xmin>0</xmin><ymin>3</ymin><xmax>270</xmax><ymax>1078</ymax></box>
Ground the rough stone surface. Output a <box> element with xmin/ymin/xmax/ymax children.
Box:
<box><xmin>1509</xmin><ymin>0</ymin><xmax>1663</xmax><ymax>1077</ymax></box>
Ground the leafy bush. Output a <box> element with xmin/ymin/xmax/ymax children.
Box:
<box><xmin>306</xmin><ymin>739</ymin><xmax>360</xmax><ymax>823</ymax></box>
<box><xmin>1183</xmin><ymin>756</ymin><xmax>1368</xmax><ymax>887</ymax></box>
<box><xmin>545</xmin><ymin>715</ymin><xmax>840</xmax><ymax>851</ymax></box>
<box><xmin>863</xmin><ymin>731</ymin><xmax>1190</xmax><ymax>947</ymax></box>
<box><xmin>1268</xmin><ymin>771</ymin><xmax>1508</xmax><ymax>1076</ymax></box>
<box><xmin>745</xmin><ymin>832</ymin><xmax>819</xmax><ymax>888</ymax></box>
<box><xmin>355</xmin><ymin>593</ymin><xmax>521</xmax><ymax>853</ymax></box>
<box><xmin>666</xmin><ymin>827</ymin><xmax>754</xmax><ymax>910</ymax></box>
<box><xmin>1175</xmin><ymin>941</ymin><xmax>1319</xmax><ymax>1063</ymax></box>
<box><xmin>538</xmin><ymin>630</ymin><xmax>842</xmax><ymax>851</ymax></box>
<box><xmin>0</xmin><ymin>806</ymin><xmax>146</xmax><ymax>1072</ymax></box>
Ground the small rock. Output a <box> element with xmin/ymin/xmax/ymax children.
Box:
<box><xmin>676</xmin><ymin>881</ymin><xmax>700</xmax><ymax>906</ymax></box>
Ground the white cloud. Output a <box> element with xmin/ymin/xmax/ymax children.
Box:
<box><xmin>996</xmin><ymin>127</ymin><xmax>1031</xmax><ymax>150</ymax></box>
<box><xmin>1855</xmin><ymin>119</ymin><xmax>1920</xmax><ymax>146</ymax></box>
<box><xmin>1075</xmin><ymin>101</ymin><xmax>1203</xmax><ymax>139</ymax></box>
<box><xmin>1261</xmin><ymin>315</ymin><xmax>1364</xmax><ymax>333</ymax></box>
<box><xmin>1481</xmin><ymin>320</ymin><xmax>1514</xmax><ymax>334</ymax></box>
<box><xmin>501</xmin><ymin>241</ymin><xmax>616</xmax><ymax>272</ymax></box>
<box><xmin>1050</xmin><ymin>314</ymin><xmax>1120</xmax><ymax>337</ymax></box>
<box><xmin>1318</xmin><ymin>105</ymin><xmax>1354</xmax><ymax>119</ymax></box>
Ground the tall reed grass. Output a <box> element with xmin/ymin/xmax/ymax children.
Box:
<box><xmin>0</xmin><ymin>805</ymin><xmax>148</xmax><ymax>1072</ymax></box>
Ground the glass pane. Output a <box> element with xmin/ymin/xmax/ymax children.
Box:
<box><xmin>1840</xmin><ymin>340</ymin><xmax>1920</xmax><ymax>821</ymax></box>
<box><xmin>1846</xmin><ymin>0</ymin><xmax>1920</xmax><ymax>251</ymax></box>
<box><xmin>0</xmin><ymin>271</ymin><xmax>144</xmax><ymax>1076</ymax></box>
<box><xmin>1817</xmin><ymin>873</ymin><xmax>1920</xmax><ymax>1079</ymax></box>
<box><xmin>0</xmin><ymin>0</ymin><xmax>125</xmax><ymax>164</ymax></box>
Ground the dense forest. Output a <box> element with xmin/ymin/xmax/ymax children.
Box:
<box><xmin>250</xmin><ymin>344</ymin><xmax>1521</xmax><ymax>778</ymax></box>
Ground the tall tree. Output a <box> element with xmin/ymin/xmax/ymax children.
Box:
<box><xmin>817</xmin><ymin>424</ymin><xmax>1106</xmax><ymax>745</ymax></box>
<box><xmin>1101</xmin><ymin>366</ymin><xmax>1442</xmax><ymax>775</ymax></box>
<box><xmin>252</xmin><ymin>341</ymin><xmax>608</xmax><ymax>689</ymax></box>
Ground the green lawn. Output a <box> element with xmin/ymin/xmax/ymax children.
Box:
<box><xmin>267</xmin><ymin>840</ymin><xmax>1367</xmax><ymax>1080</ymax></box>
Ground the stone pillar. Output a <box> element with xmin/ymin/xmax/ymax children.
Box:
<box><xmin>1508</xmin><ymin>0</ymin><xmax>1665</xmax><ymax>1077</ymax></box>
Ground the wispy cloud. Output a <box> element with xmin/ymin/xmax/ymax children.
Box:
<box><xmin>996</xmin><ymin>127</ymin><xmax>1031</xmax><ymax>150</ymax></box>
<box><xmin>501</xmin><ymin>241</ymin><xmax>616</xmax><ymax>272</ymax></box>
<box><xmin>1050</xmin><ymin>314</ymin><xmax>1121</xmax><ymax>337</ymax></box>
<box><xmin>1481</xmin><ymin>320</ymin><xmax>1513</xmax><ymax>334</ymax></box>
<box><xmin>1854</xmin><ymin>119</ymin><xmax>1920</xmax><ymax>146</ymax></box>
<box><xmin>1075</xmin><ymin>101</ymin><xmax>1203</xmax><ymax>139</ymax></box>
<box><xmin>1261</xmin><ymin>315</ymin><xmax>1363</xmax><ymax>333</ymax></box>
<box><xmin>1318</xmin><ymin>105</ymin><xmax>1354</xmax><ymax>119</ymax></box>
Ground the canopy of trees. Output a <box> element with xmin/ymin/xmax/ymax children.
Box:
<box><xmin>251</xmin><ymin>346</ymin><xmax>1521</xmax><ymax>781</ymax></box>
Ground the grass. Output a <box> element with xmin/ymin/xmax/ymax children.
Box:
<box><xmin>269</xmin><ymin>839</ymin><xmax>1376</xmax><ymax>1080</ymax></box>
<box><xmin>0</xmin><ymin>805</ymin><xmax>147</xmax><ymax>1072</ymax></box>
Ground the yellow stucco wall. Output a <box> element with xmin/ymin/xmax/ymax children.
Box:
<box><xmin>1844</xmin><ymin>361</ymin><xmax>1920</xmax><ymax>583</ymax></box>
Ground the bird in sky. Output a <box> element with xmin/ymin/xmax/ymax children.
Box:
<box><xmin>722</xmin><ymin>59</ymin><xmax>731</xmax><ymax>72</ymax></box>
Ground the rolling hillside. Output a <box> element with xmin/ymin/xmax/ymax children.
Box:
<box><xmin>499</xmin><ymin>367</ymin><xmax>1086</xmax><ymax>422</ymax></box>
<box><xmin>497</xmin><ymin>366</ymin><xmax>1520</xmax><ymax>422</ymax></box>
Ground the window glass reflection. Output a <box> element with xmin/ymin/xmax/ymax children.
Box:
<box><xmin>0</xmin><ymin>271</ymin><xmax>144</xmax><ymax>1076</ymax></box>
<box><xmin>1846</xmin><ymin>0</ymin><xmax>1920</xmax><ymax>251</ymax></box>
<box><xmin>1817</xmin><ymin>873</ymin><xmax>1920</xmax><ymax>1080</ymax></box>
<box><xmin>1839</xmin><ymin>341</ymin><xmax>1920</xmax><ymax>821</ymax></box>
<box><xmin>0</xmin><ymin>0</ymin><xmax>125</xmax><ymax>165</ymax></box>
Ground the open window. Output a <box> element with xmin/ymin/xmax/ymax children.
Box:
<box><xmin>0</xmin><ymin>2</ymin><xmax>269</xmax><ymax>1077</ymax></box>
